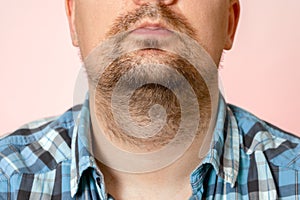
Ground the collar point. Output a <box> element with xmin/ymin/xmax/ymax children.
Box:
<box><xmin>222</xmin><ymin>172</ymin><xmax>238</xmax><ymax>188</ymax></box>
<box><xmin>70</xmin><ymin>178</ymin><xmax>80</xmax><ymax>198</ymax></box>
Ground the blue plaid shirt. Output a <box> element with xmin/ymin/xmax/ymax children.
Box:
<box><xmin>1</xmin><ymin>96</ymin><xmax>300</xmax><ymax>200</ymax></box>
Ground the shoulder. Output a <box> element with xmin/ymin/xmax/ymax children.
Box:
<box><xmin>229</xmin><ymin>104</ymin><xmax>300</xmax><ymax>171</ymax></box>
<box><xmin>0</xmin><ymin>105</ymin><xmax>82</xmax><ymax>177</ymax></box>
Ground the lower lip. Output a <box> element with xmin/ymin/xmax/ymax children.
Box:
<box><xmin>131</xmin><ymin>28</ymin><xmax>172</xmax><ymax>37</ymax></box>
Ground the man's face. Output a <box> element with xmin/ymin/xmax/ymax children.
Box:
<box><xmin>65</xmin><ymin>0</ymin><xmax>240</xmax><ymax>156</ymax></box>
<box><xmin>66</xmin><ymin>0</ymin><xmax>240</xmax><ymax>65</ymax></box>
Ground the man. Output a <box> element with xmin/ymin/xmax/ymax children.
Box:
<box><xmin>0</xmin><ymin>0</ymin><xmax>299</xmax><ymax>199</ymax></box>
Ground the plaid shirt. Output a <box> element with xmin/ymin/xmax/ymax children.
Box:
<box><xmin>1</xmin><ymin>96</ymin><xmax>300</xmax><ymax>200</ymax></box>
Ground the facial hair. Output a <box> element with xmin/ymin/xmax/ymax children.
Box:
<box><xmin>106</xmin><ymin>3</ymin><xmax>197</xmax><ymax>40</ymax></box>
<box><xmin>85</xmin><ymin>4</ymin><xmax>213</xmax><ymax>153</ymax></box>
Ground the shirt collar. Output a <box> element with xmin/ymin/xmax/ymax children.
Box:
<box><xmin>70</xmin><ymin>94</ymin><xmax>241</xmax><ymax>197</ymax></box>
<box><xmin>190</xmin><ymin>95</ymin><xmax>241</xmax><ymax>189</ymax></box>
<box><xmin>70</xmin><ymin>95</ymin><xmax>97</xmax><ymax>197</ymax></box>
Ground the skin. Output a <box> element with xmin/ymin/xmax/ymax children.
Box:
<box><xmin>66</xmin><ymin>0</ymin><xmax>240</xmax><ymax>64</ymax></box>
<box><xmin>65</xmin><ymin>0</ymin><xmax>240</xmax><ymax>199</ymax></box>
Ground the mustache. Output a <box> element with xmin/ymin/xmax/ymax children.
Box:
<box><xmin>106</xmin><ymin>3</ymin><xmax>197</xmax><ymax>39</ymax></box>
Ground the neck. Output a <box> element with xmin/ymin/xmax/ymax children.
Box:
<box><xmin>89</xmin><ymin>93</ymin><xmax>216</xmax><ymax>199</ymax></box>
<box><xmin>88</xmin><ymin>81</ymin><xmax>217</xmax><ymax>199</ymax></box>
<box><xmin>94</xmin><ymin>131</ymin><xmax>206</xmax><ymax>200</ymax></box>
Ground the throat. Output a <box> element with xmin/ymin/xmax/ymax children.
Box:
<box><xmin>92</xmin><ymin>126</ymin><xmax>207</xmax><ymax>200</ymax></box>
<box><xmin>96</xmin><ymin>159</ymin><xmax>195</xmax><ymax>200</ymax></box>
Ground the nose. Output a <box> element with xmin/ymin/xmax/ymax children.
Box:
<box><xmin>132</xmin><ymin>0</ymin><xmax>175</xmax><ymax>6</ymax></box>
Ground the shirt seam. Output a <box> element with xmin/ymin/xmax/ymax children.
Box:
<box><xmin>0</xmin><ymin>119</ymin><xmax>75</xmax><ymax>147</ymax></box>
<box><xmin>0</xmin><ymin>157</ymin><xmax>72</xmax><ymax>179</ymax></box>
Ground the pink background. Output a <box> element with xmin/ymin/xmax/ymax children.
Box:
<box><xmin>0</xmin><ymin>1</ymin><xmax>299</xmax><ymax>136</ymax></box>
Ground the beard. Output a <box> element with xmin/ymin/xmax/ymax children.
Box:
<box><xmin>84</xmin><ymin>3</ymin><xmax>218</xmax><ymax>154</ymax></box>
<box><xmin>92</xmin><ymin>49</ymin><xmax>212</xmax><ymax>152</ymax></box>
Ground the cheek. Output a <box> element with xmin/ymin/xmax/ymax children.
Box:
<box><xmin>177</xmin><ymin>1</ymin><xmax>228</xmax><ymax>64</ymax></box>
<box><xmin>75</xmin><ymin>0</ymin><xmax>125</xmax><ymax>59</ymax></box>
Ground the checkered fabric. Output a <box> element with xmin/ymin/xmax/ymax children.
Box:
<box><xmin>0</xmin><ymin>95</ymin><xmax>299</xmax><ymax>199</ymax></box>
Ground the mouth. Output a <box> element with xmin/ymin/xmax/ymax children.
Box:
<box><xmin>131</xmin><ymin>22</ymin><xmax>173</xmax><ymax>37</ymax></box>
